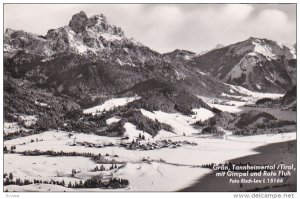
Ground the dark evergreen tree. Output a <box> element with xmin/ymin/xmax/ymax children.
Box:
<box><xmin>68</xmin><ymin>181</ymin><xmax>72</xmax><ymax>188</ymax></box>
<box><xmin>100</xmin><ymin>165</ymin><xmax>105</xmax><ymax>171</ymax></box>
<box><xmin>9</xmin><ymin>173</ymin><xmax>13</xmax><ymax>181</ymax></box>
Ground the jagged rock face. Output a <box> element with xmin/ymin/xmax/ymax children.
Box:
<box><xmin>69</xmin><ymin>11</ymin><xmax>89</xmax><ymax>33</ymax></box>
<box><xmin>5</xmin><ymin>11</ymin><xmax>138</xmax><ymax>62</ymax></box>
<box><xmin>189</xmin><ymin>37</ymin><xmax>296</xmax><ymax>93</ymax></box>
<box><xmin>4</xmin><ymin>29</ymin><xmax>51</xmax><ymax>56</ymax></box>
<box><xmin>68</xmin><ymin>11</ymin><xmax>124</xmax><ymax>36</ymax></box>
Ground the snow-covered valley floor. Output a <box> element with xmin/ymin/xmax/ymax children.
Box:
<box><xmin>4</xmin><ymin>130</ymin><xmax>296</xmax><ymax>191</ymax></box>
<box><xmin>4</xmin><ymin>93</ymin><xmax>296</xmax><ymax>192</ymax></box>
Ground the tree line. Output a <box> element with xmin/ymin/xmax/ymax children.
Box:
<box><xmin>3</xmin><ymin>172</ymin><xmax>129</xmax><ymax>189</ymax></box>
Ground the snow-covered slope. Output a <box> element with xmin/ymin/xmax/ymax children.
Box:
<box><xmin>140</xmin><ymin>108</ymin><xmax>214</xmax><ymax>136</ymax></box>
<box><xmin>83</xmin><ymin>96</ymin><xmax>140</xmax><ymax>115</ymax></box>
<box><xmin>123</xmin><ymin>122</ymin><xmax>153</xmax><ymax>140</ymax></box>
<box><xmin>189</xmin><ymin>37</ymin><xmax>296</xmax><ymax>93</ymax></box>
<box><xmin>222</xmin><ymin>83</ymin><xmax>284</xmax><ymax>102</ymax></box>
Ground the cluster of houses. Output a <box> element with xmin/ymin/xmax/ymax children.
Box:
<box><xmin>67</xmin><ymin>136</ymin><xmax>198</xmax><ymax>151</ymax></box>
<box><xmin>122</xmin><ymin>139</ymin><xmax>197</xmax><ymax>151</ymax></box>
<box><xmin>69</xmin><ymin>141</ymin><xmax>114</xmax><ymax>148</ymax></box>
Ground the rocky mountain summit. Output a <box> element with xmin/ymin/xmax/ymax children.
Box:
<box><xmin>4</xmin><ymin>11</ymin><xmax>162</xmax><ymax>67</ymax></box>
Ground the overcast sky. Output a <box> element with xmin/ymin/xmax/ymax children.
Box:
<box><xmin>4</xmin><ymin>4</ymin><xmax>296</xmax><ymax>53</ymax></box>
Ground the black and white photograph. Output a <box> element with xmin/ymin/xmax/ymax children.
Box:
<box><xmin>2</xmin><ymin>2</ymin><xmax>297</xmax><ymax>195</ymax></box>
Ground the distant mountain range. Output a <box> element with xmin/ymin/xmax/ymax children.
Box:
<box><xmin>4</xmin><ymin>11</ymin><xmax>296</xmax><ymax>119</ymax></box>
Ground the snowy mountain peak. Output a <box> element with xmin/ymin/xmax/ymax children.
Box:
<box><xmin>229</xmin><ymin>37</ymin><xmax>296</xmax><ymax>61</ymax></box>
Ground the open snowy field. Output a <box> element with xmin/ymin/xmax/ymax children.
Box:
<box><xmin>4</xmin><ymin>149</ymin><xmax>211</xmax><ymax>191</ymax></box>
<box><xmin>4</xmin><ymin>128</ymin><xmax>296</xmax><ymax>191</ymax></box>
<box><xmin>4</xmin><ymin>154</ymin><xmax>103</xmax><ymax>184</ymax></box>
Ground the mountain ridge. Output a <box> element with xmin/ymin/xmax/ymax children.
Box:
<box><xmin>4</xmin><ymin>11</ymin><xmax>296</xmax><ymax>109</ymax></box>
<box><xmin>188</xmin><ymin>37</ymin><xmax>296</xmax><ymax>93</ymax></box>
<box><xmin>4</xmin><ymin>11</ymin><xmax>238</xmax><ymax>101</ymax></box>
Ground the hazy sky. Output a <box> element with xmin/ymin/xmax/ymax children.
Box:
<box><xmin>4</xmin><ymin>4</ymin><xmax>296</xmax><ymax>53</ymax></box>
